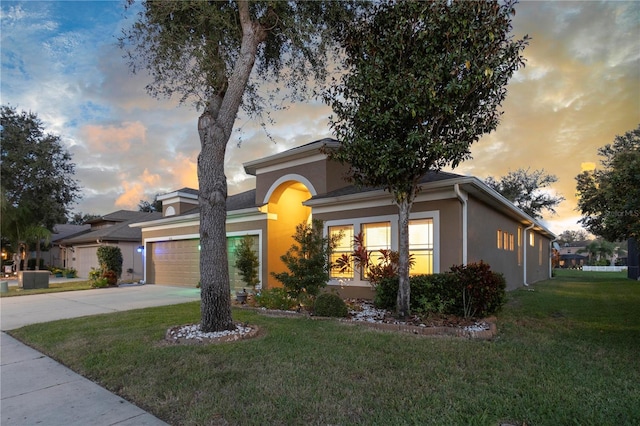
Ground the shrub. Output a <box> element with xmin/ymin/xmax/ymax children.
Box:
<box><xmin>449</xmin><ymin>261</ymin><xmax>506</xmax><ymax>318</ymax></box>
<box><xmin>314</xmin><ymin>293</ymin><xmax>348</xmax><ymax>317</ymax></box>
<box><xmin>102</xmin><ymin>270</ymin><xmax>118</xmax><ymax>286</ymax></box>
<box><xmin>255</xmin><ymin>288</ymin><xmax>298</xmax><ymax>311</ymax></box>
<box><xmin>96</xmin><ymin>246</ymin><xmax>123</xmax><ymax>278</ymax></box>
<box><xmin>91</xmin><ymin>277</ymin><xmax>109</xmax><ymax>288</ymax></box>
<box><xmin>234</xmin><ymin>235</ymin><xmax>260</xmax><ymax>291</ymax></box>
<box><xmin>373</xmin><ymin>262</ymin><xmax>506</xmax><ymax>318</ymax></box>
<box><xmin>271</xmin><ymin>219</ymin><xmax>341</xmax><ymax>300</ymax></box>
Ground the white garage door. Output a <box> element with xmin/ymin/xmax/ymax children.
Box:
<box><xmin>75</xmin><ymin>246</ymin><xmax>99</xmax><ymax>279</ymax></box>
<box><xmin>148</xmin><ymin>240</ymin><xmax>200</xmax><ymax>287</ymax></box>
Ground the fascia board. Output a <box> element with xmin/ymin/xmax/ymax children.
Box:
<box><xmin>244</xmin><ymin>140</ymin><xmax>339</xmax><ymax>176</ymax></box>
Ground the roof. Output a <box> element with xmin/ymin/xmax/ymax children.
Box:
<box><xmin>51</xmin><ymin>224</ymin><xmax>91</xmax><ymax>243</ymax></box>
<box><xmin>63</xmin><ymin>211</ymin><xmax>162</xmax><ymax>244</ymax></box>
<box><xmin>310</xmin><ymin>170</ymin><xmax>465</xmax><ymax>199</ymax></box>
<box><xmin>243</xmin><ymin>138</ymin><xmax>339</xmax><ymax>176</ymax></box>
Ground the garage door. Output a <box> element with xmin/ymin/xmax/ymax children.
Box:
<box><xmin>148</xmin><ymin>240</ymin><xmax>200</xmax><ymax>287</ymax></box>
<box><xmin>75</xmin><ymin>246</ymin><xmax>99</xmax><ymax>279</ymax></box>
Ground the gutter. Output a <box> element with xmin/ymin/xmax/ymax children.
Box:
<box><xmin>523</xmin><ymin>223</ymin><xmax>535</xmax><ymax>286</ymax></box>
<box><xmin>454</xmin><ymin>183</ymin><xmax>468</xmax><ymax>265</ymax></box>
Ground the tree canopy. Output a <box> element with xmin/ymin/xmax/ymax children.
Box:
<box><xmin>485</xmin><ymin>168</ymin><xmax>564</xmax><ymax>219</ymax></box>
<box><xmin>121</xmin><ymin>0</ymin><xmax>364</xmax><ymax>332</ymax></box>
<box><xmin>1</xmin><ymin>105</ymin><xmax>80</xmax><ymax>253</ymax></box>
<box><xmin>576</xmin><ymin>124</ymin><xmax>640</xmax><ymax>241</ymax></box>
<box><xmin>323</xmin><ymin>0</ymin><xmax>528</xmax><ymax>317</ymax></box>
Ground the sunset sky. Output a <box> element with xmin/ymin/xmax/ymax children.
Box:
<box><xmin>1</xmin><ymin>1</ymin><xmax>638</xmax><ymax>235</ymax></box>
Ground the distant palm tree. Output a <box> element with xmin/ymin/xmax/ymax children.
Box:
<box><xmin>24</xmin><ymin>225</ymin><xmax>51</xmax><ymax>270</ymax></box>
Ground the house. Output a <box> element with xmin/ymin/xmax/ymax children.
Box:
<box><xmin>557</xmin><ymin>245</ymin><xmax>588</xmax><ymax>269</ymax></box>
<box><xmin>38</xmin><ymin>224</ymin><xmax>91</xmax><ymax>269</ymax></box>
<box><xmin>60</xmin><ymin>210</ymin><xmax>162</xmax><ymax>280</ymax></box>
<box><xmin>130</xmin><ymin>139</ymin><xmax>555</xmax><ymax>297</ymax></box>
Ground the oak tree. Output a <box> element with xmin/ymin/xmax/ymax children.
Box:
<box><xmin>323</xmin><ymin>0</ymin><xmax>528</xmax><ymax>318</ymax></box>
<box><xmin>576</xmin><ymin>124</ymin><xmax>640</xmax><ymax>241</ymax></box>
<box><xmin>120</xmin><ymin>0</ymin><xmax>363</xmax><ymax>331</ymax></box>
<box><xmin>485</xmin><ymin>168</ymin><xmax>564</xmax><ymax>219</ymax></box>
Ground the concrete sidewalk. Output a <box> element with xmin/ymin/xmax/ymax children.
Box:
<box><xmin>1</xmin><ymin>284</ymin><xmax>201</xmax><ymax>425</ymax></box>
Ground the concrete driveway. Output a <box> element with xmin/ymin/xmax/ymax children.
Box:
<box><xmin>1</xmin><ymin>284</ymin><xmax>201</xmax><ymax>425</ymax></box>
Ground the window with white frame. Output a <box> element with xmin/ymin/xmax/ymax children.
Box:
<box><xmin>329</xmin><ymin>225</ymin><xmax>354</xmax><ymax>279</ymax></box>
<box><xmin>409</xmin><ymin>218</ymin><xmax>434</xmax><ymax>275</ymax></box>
<box><xmin>362</xmin><ymin>222</ymin><xmax>391</xmax><ymax>279</ymax></box>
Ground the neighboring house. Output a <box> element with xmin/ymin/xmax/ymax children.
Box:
<box><xmin>130</xmin><ymin>138</ymin><xmax>555</xmax><ymax>297</ymax></box>
<box><xmin>557</xmin><ymin>245</ymin><xmax>588</xmax><ymax>269</ymax></box>
<box><xmin>38</xmin><ymin>224</ymin><xmax>91</xmax><ymax>269</ymax></box>
<box><xmin>60</xmin><ymin>210</ymin><xmax>162</xmax><ymax>280</ymax></box>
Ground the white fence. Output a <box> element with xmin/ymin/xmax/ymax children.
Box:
<box><xmin>582</xmin><ymin>266</ymin><xmax>628</xmax><ymax>272</ymax></box>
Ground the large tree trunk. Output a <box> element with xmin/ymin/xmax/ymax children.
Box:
<box><xmin>396</xmin><ymin>196</ymin><xmax>412</xmax><ymax>320</ymax></box>
<box><xmin>198</xmin><ymin>0</ymin><xmax>266</xmax><ymax>332</ymax></box>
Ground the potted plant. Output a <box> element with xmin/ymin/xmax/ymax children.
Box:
<box><xmin>64</xmin><ymin>268</ymin><xmax>77</xmax><ymax>278</ymax></box>
<box><xmin>51</xmin><ymin>268</ymin><xmax>63</xmax><ymax>278</ymax></box>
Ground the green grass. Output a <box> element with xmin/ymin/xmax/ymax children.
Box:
<box><xmin>0</xmin><ymin>280</ymin><xmax>94</xmax><ymax>297</ymax></box>
<box><xmin>9</xmin><ymin>271</ymin><xmax>640</xmax><ymax>425</ymax></box>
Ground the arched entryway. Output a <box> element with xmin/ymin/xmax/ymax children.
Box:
<box><xmin>264</xmin><ymin>176</ymin><xmax>315</xmax><ymax>289</ymax></box>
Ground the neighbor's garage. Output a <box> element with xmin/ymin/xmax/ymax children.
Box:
<box><xmin>148</xmin><ymin>239</ymin><xmax>200</xmax><ymax>287</ymax></box>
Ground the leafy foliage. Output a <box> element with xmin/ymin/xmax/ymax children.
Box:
<box><xmin>313</xmin><ymin>293</ymin><xmax>348</xmax><ymax>318</ymax></box>
<box><xmin>272</xmin><ymin>219</ymin><xmax>341</xmax><ymax>299</ymax></box>
<box><xmin>1</xmin><ymin>105</ymin><xmax>80</xmax><ymax>250</ymax></box>
<box><xmin>138</xmin><ymin>195</ymin><xmax>162</xmax><ymax>212</ymax></box>
<box><xmin>97</xmin><ymin>246</ymin><xmax>123</xmax><ymax>279</ymax></box>
<box><xmin>254</xmin><ymin>288</ymin><xmax>297</xmax><ymax>311</ymax></box>
<box><xmin>234</xmin><ymin>235</ymin><xmax>260</xmax><ymax>290</ymax></box>
<box><xmin>67</xmin><ymin>212</ymin><xmax>101</xmax><ymax>225</ymax></box>
<box><xmin>375</xmin><ymin>262</ymin><xmax>506</xmax><ymax>318</ymax></box>
<box><xmin>576</xmin><ymin>124</ymin><xmax>640</xmax><ymax>241</ymax></box>
<box><xmin>485</xmin><ymin>168</ymin><xmax>564</xmax><ymax>219</ymax></box>
<box><xmin>323</xmin><ymin>0</ymin><xmax>528</xmax><ymax>317</ymax></box>
<box><xmin>120</xmin><ymin>0</ymin><xmax>365</xmax><ymax>332</ymax></box>
<box><xmin>334</xmin><ymin>231</ymin><xmax>413</xmax><ymax>287</ymax></box>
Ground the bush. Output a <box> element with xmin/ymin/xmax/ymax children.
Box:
<box><xmin>91</xmin><ymin>277</ymin><xmax>109</xmax><ymax>288</ymax></box>
<box><xmin>97</xmin><ymin>246</ymin><xmax>123</xmax><ymax>278</ymax></box>
<box><xmin>449</xmin><ymin>261</ymin><xmax>506</xmax><ymax>318</ymax></box>
<box><xmin>102</xmin><ymin>270</ymin><xmax>118</xmax><ymax>286</ymax></box>
<box><xmin>373</xmin><ymin>262</ymin><xmax>506</xmax><ymax>318</ymax></box>
<box><xmin>235</xmin><ymin>235</ymin><xmax>260</xmax><ymax>290</ymax></box>
<box><xmin>255</xmin><ymin>288</ymin><xmax>298</xmax><ymax>311</ymax></box>
<box><xmin>314</xmin><ymin>293</ymin><xmax>348</xmax><ymax>317</ymax></box>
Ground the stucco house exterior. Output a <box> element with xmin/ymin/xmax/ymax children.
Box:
<box><xmin>60</xmin><ymin>210</ymin><xmax>162</xmax><ymax>280</ymax></box>
<box><xmin>130</xmin><ymin>138</ymin><xmax>555</xmax><ymax>297</ymax></box>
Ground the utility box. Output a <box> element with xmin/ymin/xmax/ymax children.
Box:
<box><xmin>18</xmin><ymin>271</ymin><xmax>50</xmax><ymax>289</ymax></box>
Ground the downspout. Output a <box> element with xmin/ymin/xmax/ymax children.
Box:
<box><xmin>454</xmin><ymin>184</ymin><xmax>468</xmax><ymax>265</ymax></box>
<box><xmin>523</xmin><ymin>223</ymin><xmax>535</xmax><ymax>286</ymax></box>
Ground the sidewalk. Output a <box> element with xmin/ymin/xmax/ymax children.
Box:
<box><xmin>1</xmin><ymin>284</ymin><xmax>201</xmax><ymax>425</ymax></box>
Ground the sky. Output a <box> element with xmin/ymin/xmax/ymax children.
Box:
<box><xmin>1</xmin><ymin>1</ymin><xmax>639</xmax><ymax>236</ymax></box>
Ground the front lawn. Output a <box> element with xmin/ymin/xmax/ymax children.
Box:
<box><xmin>9</xmin><ymin>271</ymin><xmax>640</xmax><ymax>425</ymax></box>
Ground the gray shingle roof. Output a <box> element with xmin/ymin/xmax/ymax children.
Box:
<box><xmin>63</xmin><ymin>211</ymin><xmax>162</xmax><ymax>244</ymax></box>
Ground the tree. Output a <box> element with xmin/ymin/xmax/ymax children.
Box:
<box><xmin>271</xmin><ymin>219</ymin><xmax>341</xmax><ymax>300</ymax></box>
<box><xmin>576</xmin><ymin>124</ymin><xmax>640</xmax><ymax>241</ymax></box>
<box><xmin>323</xmin><ymin>0</ymin><xmax>528</xmax><ymax>318</ymax></box>
<box><xmin>138</xmin><ymin>195</ymin><xmax>162</xmax><ymax>212</ymax></box>
<box><xmin>1</xmin><ymin>105</ymin><xmax>80</xmax><ymax>264</ymax></box>
<box><xmin>24</xmin><ymin>225</ymin><xmax>51</xmax><ymax>271</ymax></box>
<box><xmin>485</xmin><ymin>168</ymin><xmax>564</xmax><ymax>219</ymax></box>
<box><xmin>67</xmin><ymin>212</ymin><xmax>101</xmax><ymax>225</ymax></box>
<box><xmin>234</xmin><ymin>235</ymin><xmax>260</xmax><ymax>292</ymax></box>
<box><xmin>120</xmin><ymin>1</ymin><xmax>363</xmax><ymax>331</ymax></box>
<box><xmin>557</xmin><ymin>229</ymin><xmax>591</xmax><ymax>247</ymax></box>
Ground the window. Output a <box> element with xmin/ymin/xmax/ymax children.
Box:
<box><xmin>517</xmin><ymin>227</ymin><xmax>522</xmax><ymax>265</ymax></box>
<box><xmin>329</xmin><ymin>225</ymin><xmax>354</xmax><ymax>279</ymax></box>
<box><xmin>509</xmin><ymin>233</ymin><xmax>515</xmax><ymax>251</ymax></box>
<box><xmin>497</xmin><ymin>230</ymin><xmax>502</xmax><ymax>249</ymax></box>
<box><xmin>529</xmin><ymin>232</ymin><xmax>535</xmax><ymax>247</ymax></box>
<box><xmin>503</xmin><ymin>232</ymin><xmax>509</xmax><ymax>251</ymax></box>
<box><xmin>539</xmin><ymin>240</ymin><xmax>543</xmax><ymax>265</ymax></box>
<box><xmin>362</xmin><ymin>222</ymin><xmax>391</xmax><ymax>279</ymax></box>
<box><xmin>409</xmin><ymin>219</ymin><xmax>434</xmax><ymax>275</ymax></box>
